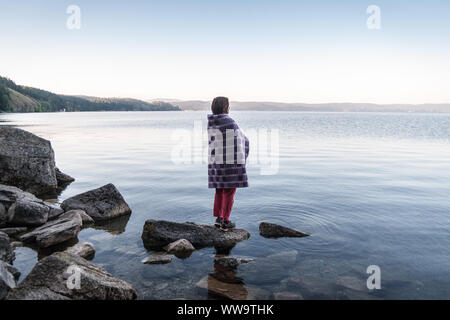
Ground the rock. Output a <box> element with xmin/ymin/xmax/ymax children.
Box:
<box><xmin>61</xmin><ymin>184</ymin><xmax>132</xmax><ymax>221</ymax></box>
<box><xmin>196</xmin><ymin>275</ymin><xmax>248</xmax><ymax>300</ymax></box>
<box><xmin>7</xmin><ymin>252</ymin><xmax>137</xmax><ymax>300</ymax></box>
<box><xmin>238</xmin><ymin>251</ymin><xmax>298</xmax><ymax>285</ymax></box>
<box><xmin>142</xmin><ymin>220</ymin><xmax>250</xmax><ymax>250</ymax></box>
<box><xmin>273</xmin><ymin>291</ymin><xmax>304</xmax><ymax>300</ymax></box>
<box><xmin>0</xmin><ymin>261</ymin><xmax>18</xmax><ymax>300</ymax></box>
<box><xmin>214</xmin><ymin>256</ymin><xmax>254</xmax><ymax>269</ymax></box>
<box><xmin>336</xmin><ymin>276</ymin><xmax>367</xmax><ymax>292</ymax></box>
<box><xmin>163</xmin><ymin>239</ymin><xmax>195</xmax><ymax>258</ymax></box>
<box><xmin>284</xmin><ymin>276</ymin><xmax>336</xmax><ymax>299</ymax></box>
<box><xmin>0</xmin><ymin>184</ymin><xmax>63</xmax><ymax>227</ymax></box>
<box><xmin>20</xmin><ymin>211</ymin><xmax>82</xmax><ymax>248</ymax></box>
<box><xmin>0</xmin><ymin>126</ymin><xmax>72</xmax><ymax>196</ymax></box>
<box><xmin>65</xmin><ymin>242</ymin><xmax>95</xmax><ymax>259</ymax></box>
<box><xmin>0</xmin><ymin>227</ymin><xmax>27</xmax><ymax>238</ymax></box>
<box><xmin>0</xmin><ymin>232</ymin><xmax>14</xmax><ymax>264</ymax></box>
<box><xmin>60</xmin><ymin>210</ymin><xmax>94</xmax><ymax>226</ymax></box>
<box><xmin>259</xmin><ymin>222</ymin><xmax>310</xmax><ymax>238</ymax></box>
<box><xmin>142</xmin><ymin>253</ymin><xmax>174</xmax><ymax>265</ymax></box>
<box><xmin>7</xmin><ymin>200</ymin><xmax>49</xmax><ymax>227</ymax></box>
<box><xmin>46</xmin><ymin>203</ymin><xmax>64</xmax><ymax>220</ymax></box>
<box><xmin>55</xmin><ymin>168</ymin><xmax>75</xmax><ymax>185</ymax></box>
<box><xmin>0</xmin><ymin>203</ymin><xmax>6</xmax><ymax>227</ymax></box>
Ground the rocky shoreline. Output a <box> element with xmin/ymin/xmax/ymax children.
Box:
<box><xmin>0</xmin><ymin>126</ymin><xmax>137</xmax><ymax>300</ymax></box>
<box><xmin>1</xmin><ymin>125</ymin><xmax>313</xmax><ymax>300</ymax></box>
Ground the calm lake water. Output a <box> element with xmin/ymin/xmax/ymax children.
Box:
<box><xmin>1</xmin><ymin>111</ymin><xmax>450</xmax><ymax>299</ymax></box>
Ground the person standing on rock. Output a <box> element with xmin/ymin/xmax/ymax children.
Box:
<box><xmin>207</xmin><ymin>97</ymin><xmax>249</xmax><ymax>232</ymax></box>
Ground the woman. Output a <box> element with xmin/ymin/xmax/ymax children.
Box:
<box><xmin>207</xmin><ymin>97</ymin><xmax>249</xmax><ymax>231</ymax></box>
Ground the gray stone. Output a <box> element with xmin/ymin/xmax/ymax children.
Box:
<box><xmin>163</xmin><ymin>239</ymin><xmax>195</xmax><ymax>258</ymax></box>
<box><xmin>61</xmin><ymin>210</ymin><xmax>94</xmax><ymax>226</ymax></box>
<box><xmin>142</xmin><ymin>220</ymin><xmax>250</xmax><ymax>250</ymax></box>
<box><xmin>0</xmin><ymin>184</ymin><xmax>63</xmax><ymax>227</ymax></box>
<box><xmin>20</xmin><ymin>212</ymin><xmax>82</xmax><ymax>248</ymax></box>
<box><xmin>55</xmin><ymin>167</ymin><xmax>75</xmax><ymax>185</ymax></box>
<box><xmin>7</xmin><ymin>199</ymin><xmax>49</xmax><ymax>227</ymax></box>
<box><xmin>214</xmin><ymin>256</ymin><xmax>254</xmax><ymax>269</ymax></box>
<box><xmin>7</xmin><ymin>251</ymin><xmax>137</xmax><ymax>300</ymax></box>
<box><xmin>65</xmin><ymin>242</ymin><xmax>95</xmax><ymax>259</ymax></box>
<box><xmin>142</xmin><ymin>253</ymin><xmax>174</xmax><ymax>265</ymax></box>
<box><xmin>259</xmin><ymin>222</ymin><xmax>310</xmax><ymax>238</ymax></box>
<box><xmin>0</xmin><ymin>261</ymin><xmax>18</xmax><ymax>300</ymax></box>
<box><xmin>0</xmin><ymin>126</ymin><xmax>72</xmax><ymax>196</ymax></box>
<box><xmin>0</xmin><ymin>227</ymin><xmax>28</xmax><ymax>238</ymax></box>
<box><xmin>61</xmin><ymin>184</ymin><xmax>132</xmax><ymax>221</ymax></box>
<box><xmin>0</xmin><ymin>232</ymin><xmax>14</xmax><ymax>264</ymax></box>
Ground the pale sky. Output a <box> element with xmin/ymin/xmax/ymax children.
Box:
<box><xmin>0</xmin><ymin>0</ymin><xmax>449</xmax><ymax>104</ymax></box>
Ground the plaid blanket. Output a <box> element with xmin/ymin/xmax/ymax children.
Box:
<box><xmin>207</xmin><ymin>114</ymin><xmax>249</xmax><ymax>188</ymax></box>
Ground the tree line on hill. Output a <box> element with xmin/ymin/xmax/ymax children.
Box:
<box><xmin>0</xmin><ymin>76</ymin><xmax>180</xmax><ymax>113</ymax></box>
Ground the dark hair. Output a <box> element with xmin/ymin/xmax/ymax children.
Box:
<box><xmin>211</xmin><ymin>96</ymin><xmax>229</xmax><ymax>115</ymax></box>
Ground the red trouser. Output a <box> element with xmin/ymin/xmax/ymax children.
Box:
<box><xmin>213</xmin><ymin>188</ymin><xmax>237</xmax><ymax>221</ymax></box>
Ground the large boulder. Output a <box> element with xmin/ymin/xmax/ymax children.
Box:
<box><xmin>0</xmin><ymin>126</ymin><xmax>72</xmax><ymax>196</ymax></box>
<box><xmin>7</xmin><ymin>252</ymin><xmax>137</xmax><ymax>300</ymax></box>
<box><xmin>0</xmin><ymin>261</ymin><xmax>19</xmax><ymax>300</ymax></box>
<box><xmin>61</xmin><ymin>184</ymin><xmax>132</xmax><ymax>221</ymax></box>
<box><xmin>259</xmin><ymin>222</ymin><xmax>310</xmax><ymax>238</ymax></box>
<box><xmin>0</xmin><ymin>232</ymin><xmax>14</xmax><ymax>264</ymax></box>
<box><xmin>142</xmin><ymin>220</ymin><xmax>251</xmax><ymax>250</ymax></box>
<box><xmin>0</xmin><ymin>184</ymin><xmax>63</xmax><ymax>227</ymax></box>
<box><xmin>20</xmin><ymin>211</ymin><xmax>82</xmax><ymax>248</ymax></box>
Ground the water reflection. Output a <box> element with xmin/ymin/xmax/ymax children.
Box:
<box><xmin>91</xmin><ymin>214</ymin><xmax>131</xmax><ymax>235</ymax></box>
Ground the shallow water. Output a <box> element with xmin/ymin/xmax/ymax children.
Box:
<box><xmin>1</xmin><ymin>111</ymin><xmax>450</xmax><ymax>299</ymax></box>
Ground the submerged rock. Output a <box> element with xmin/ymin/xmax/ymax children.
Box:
<box><xmin>65</xmin><ymin>242</ymin><xmax>95</xmax><ymax>260</ymax></box>
<box><xmin>259</xmin><ymin>222</ymin><xmax>310</xmax><ymax>238</ymax></box>
<box><xmin>214</xmin><ymin>256</ymin><xmax>254</xmax><ymax>269</ymax></box>
<box><xmin>142</xmin><ymin>220</ymin><xmax>251</xmax><ymax>250</ymax></box>
<box><xmin>0</xmin><ymin>261</ymin><xmax>19</xmax><ymax>300</ymax></box>
<box><xmin>0</xmin><ymin>232</ymin><xmax>14</xmax><ymax>264</ymax></box>
<box><xmin>61</xmin><ymin>184</ymin><xmax>132</xmax><ymax>221</ymax></box>
<box><xmin>238</xmin><ymin>250</ymin><xmax>298</xmax><ymax>285</ymax></box>
<box><xmin>0</xmin><ymin>126</ymin><xmax>73</xmax><ymax>196</ymax></box>
<box><xmin>0</xmin><ymin>184</ymin><xmax>63</xmax><ymax>227</ymax></box>
<box><xmin>273</xmin><ymin>291</ymin><xmax>304</xmax><ymax>300</ymax></box>
<box><xmin>196</xmin><ymin>275</ymin><xmax>248</xmax><ymax>300</ymax></box>
<box><xmin>142</xmin><ymin>253</ymin><xmax>174</xmax><ymax>265</ymax></box>
<box><xmin>163</xmin><ymin>239</ymin><xmax>195</xmax><ymax>258</ymax></box>
<box><xmin>20</xmin><ymin>211</ymin><xmax>82</xmax><ymax>248</ymax></box>
<box><xmin>7</xmin><ymin>252</ymin><xmax>137</xmax><ymax>300</ymax></box>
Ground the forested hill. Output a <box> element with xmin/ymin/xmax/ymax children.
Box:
<box><xmin>0</xmin><ymin>76</ymin><xmax>181</xmax><ymax>113</ymax></box>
